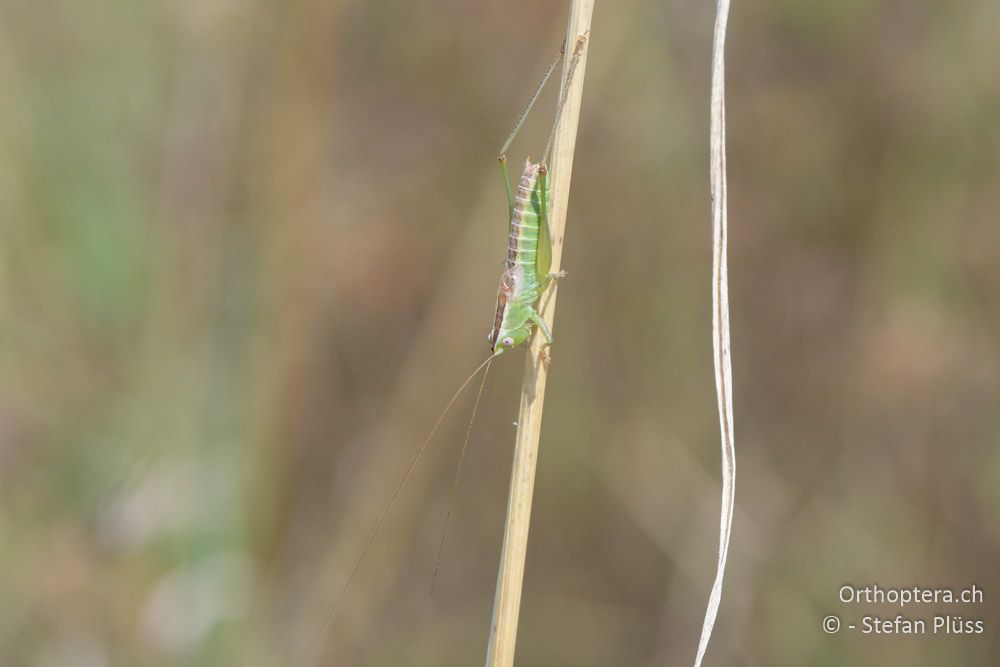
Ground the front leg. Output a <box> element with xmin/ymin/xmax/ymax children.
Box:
<box><xmin>527</xmin><ymin>308</ymin><xmax>554</xmax><ymax>346</ymax></box>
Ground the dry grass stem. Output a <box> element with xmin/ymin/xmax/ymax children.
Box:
<box><xmin>484</xmin><ymin>2</ymin><xmax>595</xmax><ymax>666</ymax></box>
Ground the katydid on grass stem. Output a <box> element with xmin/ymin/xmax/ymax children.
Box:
<box><xmin>489</xmin><ymin>36</ymin><xmax>586</xmax><ymax>355</ymax></box>
<box><xmin>300</xmin><ymin>36</ymin><xmax>586</xmax><ymax>666</ymax></box>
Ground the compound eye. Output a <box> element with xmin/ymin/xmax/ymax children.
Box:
<box><xmin>502</xmin><ymin>336</ymin><xmax>515</xmax><ymax>347</ymax></box>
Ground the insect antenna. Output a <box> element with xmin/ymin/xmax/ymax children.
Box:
<box><xmin>430</xmin><ymin>357</ymin><xmax>493</xmax><ymax>594</ymax></box>
<box><xmin>300</xmin><ymin>354</ymin><xmax>496</xmax><ymax>666</ymax></box>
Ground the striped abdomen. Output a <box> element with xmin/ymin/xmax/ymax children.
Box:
<box><xmin>506</xmin><ymin>160</ymin><xmax>549</xmax><ymax>294</ymax></box>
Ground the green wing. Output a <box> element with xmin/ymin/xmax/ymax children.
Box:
<box><xmin>535</xmin><ymin>177</ymin><xmax>552</xmax><ymax>280</ymax></box>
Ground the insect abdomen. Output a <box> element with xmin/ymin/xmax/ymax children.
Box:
<box><xmin>507</xmin><ymin>160</ymin><xmax>549</xmax><ymax>291</ymax></box>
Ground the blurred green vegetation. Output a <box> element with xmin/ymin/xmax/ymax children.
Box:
<box><xmin>1</xmin><ymin>0</ymin><xmax>998</xmax><ymax>665</ymax></box>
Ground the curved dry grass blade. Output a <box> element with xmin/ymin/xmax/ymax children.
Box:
<box><xmin>693</xmin><ymin>1</ymin><xmax>736</xmax><ymax>666</ymax></box>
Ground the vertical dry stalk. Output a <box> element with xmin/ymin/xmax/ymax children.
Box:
<box><xmin>484</xmin><ymin>2</ymin><xmax>594</xmax><ymax>666</ymax></box>
<box><xmin>693</xmin><ymin>0</ymin><xmax>735</xmax><ymax>666</ymax></box>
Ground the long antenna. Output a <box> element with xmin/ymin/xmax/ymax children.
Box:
<box><xmin>300</xmin><ymin>354</ymin><xmax>496</xmax><ymax>666</ymax></box>
<box><xmin>430</xmin><ymin>358</ymin><xmax>493</xmax><ymax>593</ymax></box>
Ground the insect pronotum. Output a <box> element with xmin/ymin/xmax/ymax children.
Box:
<box><xmin>300</xmin><ymin>36</ymin><xmax>587</xmax><ymax>666</ymax></box>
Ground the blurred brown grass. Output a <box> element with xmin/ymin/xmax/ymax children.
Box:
<box><xmin>1</xmin><ymin>0</ymin><xmax>999</xmax><ymax>665</ymax></box>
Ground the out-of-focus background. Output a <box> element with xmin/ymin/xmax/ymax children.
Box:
<box><xmin>1</xmin><ymin>0</ymin><xmax>998</xmax><ymax>665</ymax></box>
